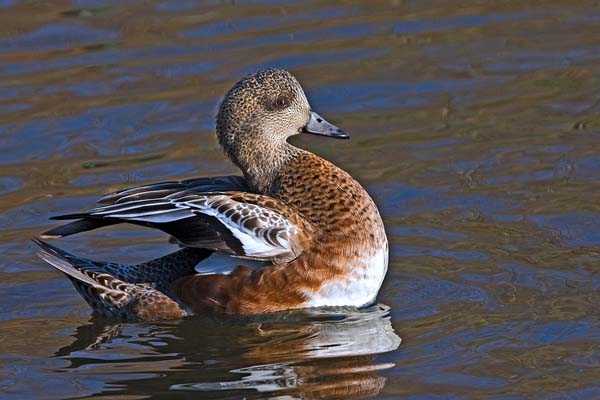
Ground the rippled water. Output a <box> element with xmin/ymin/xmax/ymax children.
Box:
<box><xmin>1</xmin><ymin>1</ymin><xmax>600</xmax><ymax>399</ymax></box>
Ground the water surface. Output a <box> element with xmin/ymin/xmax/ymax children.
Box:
<box><xmin>1</xmin><ymin>1</ymin><xmax>600</xmax><ymax>398</ymax></box>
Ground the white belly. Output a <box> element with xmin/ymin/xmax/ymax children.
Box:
<box><xmin>303</xmin><ymin>247</ymin><xmax>389</xmax><ymax>308</ymax></box>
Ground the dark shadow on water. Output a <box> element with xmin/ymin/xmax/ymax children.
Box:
<box><xmin>53</xmin><ymin>304</ymin><xmax>400</xmax><ymax>399</ymax></box>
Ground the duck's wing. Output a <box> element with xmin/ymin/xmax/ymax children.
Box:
<box><xmin>97</xmin><ymin>175</ymin><xmax>249</xmax><ymax>204</ymax></box>
<box><xmin>42</xmin><ymin>175</ymin><xmax>250</xmax><ymax>238</ymax></box>
<box><xmin>43</xmin><ymin>190</ymin><xmax>310</xmax><ymax>263</ymax></box>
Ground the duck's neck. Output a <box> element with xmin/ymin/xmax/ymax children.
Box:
<box><xmin>233</xmin><ymin>138</ymin><xmax>301</xmax><ymax>194</ymax></box>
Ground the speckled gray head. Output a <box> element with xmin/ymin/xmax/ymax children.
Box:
<box><xmin>216</xmin><ymin>69</ymin><xmax>348</xmax><ymax>166</ymax></box>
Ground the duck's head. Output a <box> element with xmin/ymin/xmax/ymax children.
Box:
<box><xmin>216</xmin><ymin>69</ymin><xmax>348</xmax><ymax>169</ymax></box>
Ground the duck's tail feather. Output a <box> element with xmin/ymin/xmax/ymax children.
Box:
<box><xmin>33</xmin><ymin>239</ymin><xmax>193</xmax><ymax>321</ymax></box>
<box><xmin>33</xmin><ymin>239</ymin><xmax>213</xmax><ymax>289</ymax></box>
<box><xmin>34</xmin><ymin>238</ymin><xmax>133</xmax><ymax>317</ymax></box>
<box><xmin>34</xmin><ymin>238</ymin><xmax>100</xmax><ymax>287</ymax></box>
<box><xmin>50</xmin><ymin>213</ymin><xmax>90</xmax><ymax>220</ymax></box>
<box><xmin>41</xmin><ymin>218</ymin><xmax>118</xmax><ymax>238</ymax></box>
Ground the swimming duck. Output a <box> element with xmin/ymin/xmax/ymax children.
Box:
<box><xmin>36</xmin><ymin>68</ymin><xmax>388</xmax><ymax>321</ymax></box>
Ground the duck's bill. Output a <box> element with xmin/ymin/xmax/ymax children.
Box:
<box><xmin>303</xmin><ymin>111</ymin><xmax>349</xmax><ymax>139</ymax></box>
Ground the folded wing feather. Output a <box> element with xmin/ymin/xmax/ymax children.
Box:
<box><xmin>44</xmin><ymin>176</ymin><xmax>307</xmax><ymax>263</ymax></box>
<box><xmin>85</xmin><ymin>192</ymin><xmax>303</xmax><ymax>261</ymax></box>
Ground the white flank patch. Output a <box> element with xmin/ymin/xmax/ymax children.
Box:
<box><xmin>194</xmin><ymin>252</ymin><xmax>267</xmax><ymax>275</ymax></box>
<box><xmin>303</xmin><ymin>247</ymin><xmax>389</xmax><ymax>308</ymax></box>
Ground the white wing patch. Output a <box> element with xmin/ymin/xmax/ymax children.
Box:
<box><xmin>181</xmin><ymin>196</ymin><xmax>298</xmax><ymax>258</ymax></box>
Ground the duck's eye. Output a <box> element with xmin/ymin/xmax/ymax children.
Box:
<box><xmin>271</xmin><ymin>96</ymin><xmax>290</xmax><ymax>110</ymax></box>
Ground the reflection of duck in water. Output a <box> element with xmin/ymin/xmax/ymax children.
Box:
<box><xmin>55</xmin><ymin>305</ymin><xmax>400</xmax><ymax>399</ymax></box>
<box><xmin>36</xmin><ymin>69</ymin><xmax>389</xmax><ymax>320</ymax></box>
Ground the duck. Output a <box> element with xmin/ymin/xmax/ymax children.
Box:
<box><xmin>35</xmin><ymin>68</ymin><xmax>389</xmax><ymax>321</ymax></box>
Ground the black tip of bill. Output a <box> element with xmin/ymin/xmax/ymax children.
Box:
<box><xmin>303</xmin><ymin>111</ymin><xmax>350</xmax><ymax>139</ymax></box>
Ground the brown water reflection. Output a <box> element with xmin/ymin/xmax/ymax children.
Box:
<box><xmin>39</xmin><ymin>305</ymin><xmax>398</xmax><ymax>399</ymax></box>
<box><xmin>1</xmin><ymin>0</ymin><xmax>600</xmax><ymax>399</ymax></box>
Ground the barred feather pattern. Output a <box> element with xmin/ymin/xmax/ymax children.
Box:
<box><xmin>34</xmin><ymin>240</ymin><xmax>211</xmax><ymax>321</ymax></box>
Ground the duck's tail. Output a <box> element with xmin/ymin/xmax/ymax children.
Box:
<box><xmin>40</xmin><ymin>216</ymin><xmax>118</xmax><ymax>239</ymax></box>
<box><xmin>33</xmin><ymin>239</ymin><xmax>213</xmax><ymax>321</ymax></box>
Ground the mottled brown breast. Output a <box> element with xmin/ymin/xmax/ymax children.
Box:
<box><xmin>275</xmin><ymin>150</ymin><xmax>386</xmax><ymax>247</ymax></box>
